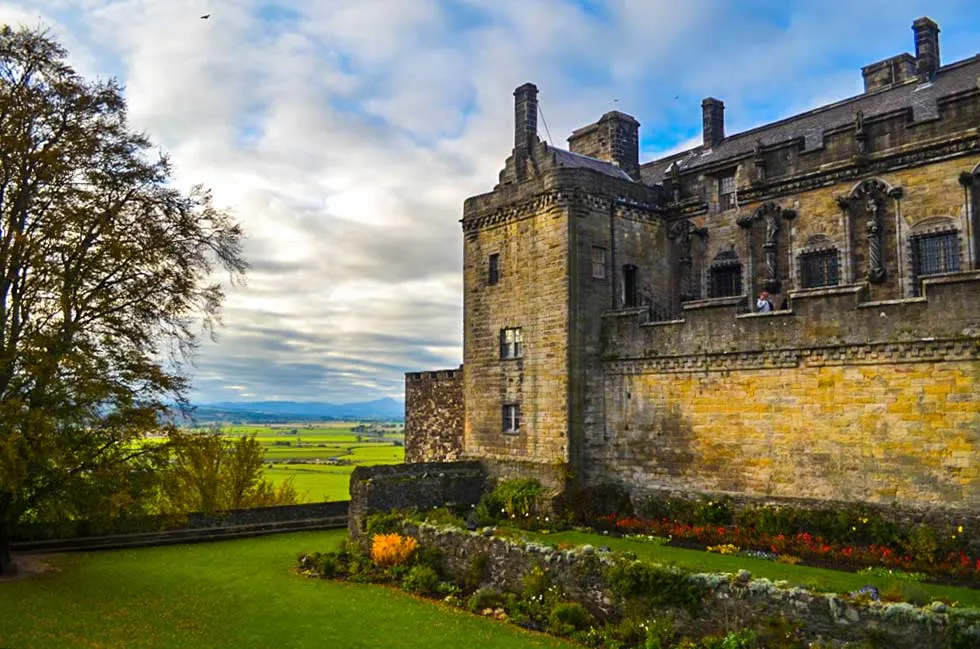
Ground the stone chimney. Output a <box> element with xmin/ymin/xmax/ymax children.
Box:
<box><xmin>514</xmin><ymin>83</ymin><xmax>539</xmax><ymax>152</ymax></box>
<box><xmin>567</xmin><ymin>110</ymin><xmax>641</xmax><ymax>179</ymax></box>
<box><xmin>702</xmin><ymin>98</ymin><xmax>725</xmax><ymax>149</ymax></box>
<box><xmin>913</xmin><ymin>17</ymin><xmax>940</xmax><ymax>82</ymax></box>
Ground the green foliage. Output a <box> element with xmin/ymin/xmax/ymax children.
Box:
<box><xmin>463</xmin><ymin>552</ymin><xmax>490</xmax><ymax>590</ymax></box>
<box><xmin>474</xmin><ymin>479</ymin><xmax>545</xmax><ymax>527</ymax></box>
<box><xmin>857</xmin><ymin>567</ymin><xmax>926</xmax><ymax>582</ymax></box>
<box><xmin>466</xmin><ymin>587</ymin><xmax>506</xmax><ymax>613</ymax></box>
<box><xmin>422</xmin><ymin>506</ymin><xmax>464</xmax><ymax>527</ymax></box>
<box><xmin>547</xmin><ymin>602</ymin><xmax>592</xmax><ymax>637</ymax></box>
<box><xmin>605</xmin><ymin>559</ymin><xmax>706</xmax><ymax>613</ymax></box>
<box><xmin>0</xmin><ymin>25</ymin><xmax>246</xmax><ymax>573</ymax></box>
<box><xmin>904</xmin><ymin>524</ymin><xmax>940</xmax><ymax>564</ymax></box>
<box><xmin>683</xmin><ymin>629</ymin><xmax>757</xmax><ymax>649</ymax></box>
<box><xmin>402</xmin><ymin>565</ymin><xmax>440</xmax><ymax>595</ymax></box>
<box><xmin>364</xmin><ymin>511</ymin><xmax>407</xmax><ymax>536</ymax></box>
<box><xmin>160</xmin><ymin>432</ymin><xmax>299</xmax><ymax>515</ymax></box>
<box><xmin>411</xmin><ymin>545</ymin><xmax>445</xmax><ymax>575</ymax></box>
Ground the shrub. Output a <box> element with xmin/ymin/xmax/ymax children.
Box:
<box><xmin>605</xmin><ymin>559</ymin><xmax>705</xmax><ymax>613</ymax></box>
<box><xmin>370</xmin><ymin>533</ymin><xmax>418</xmax><ymax>567</ymax></box>
<box><xmin>402</xmin><ymin>565</ymin><xmax>440</xmax><ymax>596</ymax></box>
<box><xmin>467</xmin><ymin>587</ymin><xmax>506</xmax><ymax>613</ymax></box>
<box><xmin>422</xmin><ymin>507</ymin><xmax>464</xmax><ymax>527</ymax></box>
<box><xmin>365</xmin><ymin>511</ymin><xmax>408</xmax><ymax>536</ymax></box>
<box><xmin>473</xmin><ymin>479</ymin><xmax>544</xmax><ymax>526</ymax></box>
<box><xmin>548</xmin><ymin>602</ymin><xmax>592</xmax><ymax>636</ymax></box>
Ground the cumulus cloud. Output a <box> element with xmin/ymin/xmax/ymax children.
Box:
<box><xmin>2</xmin><ymin>0</ymin><xmax>978</xmax><ymax>403</ymax></box>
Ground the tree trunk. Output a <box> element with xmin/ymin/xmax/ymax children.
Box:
<box><xmin>0</xmin><ymin>523</ymin><xmax>13</xmax><ymax>577</ymax></box>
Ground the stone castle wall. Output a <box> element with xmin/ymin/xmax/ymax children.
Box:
<box><xmin>593</xmin><ymin>271</ymin><xmax>980</xmax><ymax>507</ymax></box>
<box><xmin>404</xmin><ymin>368</ymin><xmax>464</xmax><ymax>463</ymax></box>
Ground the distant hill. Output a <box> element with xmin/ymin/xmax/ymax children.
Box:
<box><xmin>184</xmin><ymin>398</ymin><xmax>404</xmax><ymax>424</ymax></box>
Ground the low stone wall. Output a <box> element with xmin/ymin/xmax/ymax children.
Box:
<box><xmin>403</xmin><ymin>521</ymin><xmax>980</xmax><ymax>649</ymax></box>
<box><xmin>348</xmin><ymin>462</ymin><xmax>486</xmax><ymax>539</ymax></box>
<box><xmin>13</xmin><ymin>501</ymin><xmax>349</xmax><ymax>542</ymax></box>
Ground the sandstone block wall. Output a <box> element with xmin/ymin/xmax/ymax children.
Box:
<box><xmin>594</xmin><ymin>273</ymin><xmax>980</xmax><ymax>508</ymax></box>
<box><xmin>404</xmin><ymin>368</ymin><xmax>464</xmax><ymax>463</ymax></box>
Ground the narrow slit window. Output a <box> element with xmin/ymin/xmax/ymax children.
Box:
<box><xmin>503</xmin><ymin>404</ymin><xmax>521</xmax><ymax>433</ymax></box>
<box><xmin>591</xmin><ymin>246</ymin><xmax>606</xmax><ymax>279</ymax></box>
<box><xmin>488</xmin><ymin>253</ymin><xmax>500</xmax><ymax>285</ymax></box>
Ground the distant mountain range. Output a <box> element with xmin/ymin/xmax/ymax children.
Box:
<box><xmin>184</xmin><ymin>398</ymin><xmax>404</xmax><ymax>423</ymax></box>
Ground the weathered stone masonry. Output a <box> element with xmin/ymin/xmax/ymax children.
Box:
<box><xmin>406</xmin><ymin>17</ymin><xmax>980</xmax><ymax>513</ymax></box>
<box><xmin>404</xmin><ymin>367</ymin><xmax>463</xmax><ymax>464</ymax></box>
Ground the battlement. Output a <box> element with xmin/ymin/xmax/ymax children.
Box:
<box><xmin>405</xmin><ymin>366</ymin><xmax>463</xmax><ymax>383</ymax></box>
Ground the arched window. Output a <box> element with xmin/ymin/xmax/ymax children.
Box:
<box><xmin>709</xmin><ymin>250</ymin><xmax>742</xmax><ymax>298</ymax></box>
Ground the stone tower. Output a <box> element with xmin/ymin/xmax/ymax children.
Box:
<box><xmin>460</xmin><ymin>84</ymin><xmax>663</xmax><ymax>487</ymax></box>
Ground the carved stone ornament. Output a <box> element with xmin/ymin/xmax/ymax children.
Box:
<box><xmin>855</xmin><ymin>110</ymin><xmax>868</xmax><ymax>156</ymax></box>
<box><xmin>851</xmin><ymin>179</ymin><xmax>891</xmax><ymax>284</ymax></box>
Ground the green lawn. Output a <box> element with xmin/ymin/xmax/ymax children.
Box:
<box><xmin>520</xmin><ymin>529</ymin><xmax>980</xmax><ymax>608</ymax></box>
<box><xmin>0</xmin><ymin>531</ymin><xmax>578</xmax><ymax>649</ymax></box>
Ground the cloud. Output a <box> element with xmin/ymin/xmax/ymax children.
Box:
<box><xmin>2</xmin><ymin>0</ymin><xmax>979</xmax><ymax>404</ymax></box>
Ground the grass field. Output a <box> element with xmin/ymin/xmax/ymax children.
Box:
<box><xmin>0</xmin><ymin>531</ymin><xmax>577</xmax><ymax>649</ymax></box>
<box><xmin>519</xmin><ymin>529</ymin><xmax>980</xmax><ymax>609</ymax></box>
<box><xmin>192</xmin><ymin>421</ymin><xmax>405</xmax><ymax>502</ymax></box>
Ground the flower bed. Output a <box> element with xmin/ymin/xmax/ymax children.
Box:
<box><xmin>598</xmin><ymin>513</ymin><xmax>980</xmax><ymax>584</ymax></box>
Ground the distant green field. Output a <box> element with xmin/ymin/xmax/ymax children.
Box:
<box><xmin>187</xmin><ymin>421</ymin><xmax>404</xmax><ymax>503</ymax></box>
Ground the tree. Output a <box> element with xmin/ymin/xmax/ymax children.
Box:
<box><xmin>0</xmin><ymin>26</ymin><xmax>247</xmax><ymax>574</ymax></box>
<box><xmin>160</xmin><ymin>433</ymin><xmax>299</xmax><ymax>515</ymax></box>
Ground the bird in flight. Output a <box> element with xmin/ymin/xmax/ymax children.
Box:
<box><xmin>200</xmin><ymin>14</ymin><xmax>210</xmax><ymax>19</ymax></box>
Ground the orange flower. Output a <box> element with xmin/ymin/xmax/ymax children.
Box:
<box><xmin>370</xmin><ymin>533</ymin><xmax>418</xmax><ymax>567</ymax></box>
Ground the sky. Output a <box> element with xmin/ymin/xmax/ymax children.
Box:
<box><xmin>2</xmin><ymin>1</ymin><xmax>978</xmax><ymax>404</ymax></box>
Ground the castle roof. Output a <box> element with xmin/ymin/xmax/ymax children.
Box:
<box><xmin>640</xmin><ymin>54</ymin><xmax>980</xmax><ymax>183</ymax></box>
<box><xmin>547</xmin><ymin>145</ymin><xmax>634</xmax><ymax>181</ymax></box>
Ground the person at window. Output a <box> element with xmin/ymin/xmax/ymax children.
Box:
<box><xmin>756</xmin><ymin>291</ymin><xmax>773</xmax><ymax>313</ymax></box>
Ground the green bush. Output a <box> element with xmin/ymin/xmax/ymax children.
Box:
<box><xmin>422</xmin><ymin>507</ymin><xmax>464</xmax><ymax>527</ymax></box>
<box><xmin>411</xmin><ymin>545</ymin><xmax>445</xmax><ymax>575</ymax></box>
<box><xmin>473</xmin><ymin>479</ymin><xmax>544</xmax><ymax>526</ymax></box>
<box><xmin>605</xmin><ymin>559</ymin><xmax>705</xmax><ymax>613</ymax></box>
<box><xmin>547</xmin><ymin>602</ymin><xmax>592</xmax><ymax>636</ymax></box>
<box><xmin>365</xmin><ymin>511</ymin><xmax>408</xmax><ymax>536</ymax></box>
<box><xmin>466</xmin><ymin>587</ymin><xmax>506</xmax><ymax>613</ymax></box>
<box><xmin>402</xmin><ymin>565</ymin><xmax>440</xmax><ymax>596</ymax></box>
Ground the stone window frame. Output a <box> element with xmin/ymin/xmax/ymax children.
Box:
<box><xmin>591</xmin><ymin>246</ymin><xmax>607</xmax><ymax>280</ymax></box>
<box><xmin>488</xmin><ymin>253</ymin><xmax>500</xmax><ymax>286</ymax></box>
<box><xmin>708</xmin><ymin>250</ymin><xmax>743</xmax><ymax>298</ymax></box>
<box><xmin>907</xmin><ymin>219</ymin><xmax>961</xmax><ymax>295</ymax></box>
<box><xmin>797</xmin><ymin>244</ymin><xmax>841</xmax><ymax>289</ymax></box>
<box><xmin>499</xmin><ymin>327</ymin><xmax>523</xmax><ymax>360</ymax></box>
<box><xmin>502</xmin><ymin>403</ymin><xmax>521</xmax><ymax>434</ymax></box>
<box><xmin>717</xmin><ymin>170</ymin><xmax>737</xmax><ymax>211</ymax></box>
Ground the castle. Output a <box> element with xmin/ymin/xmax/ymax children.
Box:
<box><xmin>405</xmin><ymin>17</ymin><xmax>980</xmax><ymax>512</ymax></box>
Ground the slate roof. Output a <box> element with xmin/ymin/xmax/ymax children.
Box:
<box><xmin>640</xmin><ymin>54</ymin><xmax>980</xmax><ymax>184</ymax></box>
<box><xmin>548</xmin><ymin>146</ymin><xmax>634</xmax><ymax>181</ymax></box>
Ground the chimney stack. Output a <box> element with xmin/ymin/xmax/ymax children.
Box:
<box><xmin>912</xmin><ymin>17</ymin><xmax>940</xmax><ymax>82</ymax></box>
<box><xmin>514</xmin><ymin>83</ymin><xmax>539</xmax><ymax>152</ymax></box>
<box><xmin>567</xmin><ymin>111</ymin><xmax>641</xmax><ymax>180</ymax></box>
<box><xmin>702</xmin><ymin>97</ymin><xmax>725</xmax><ymax>149</ymax></box>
